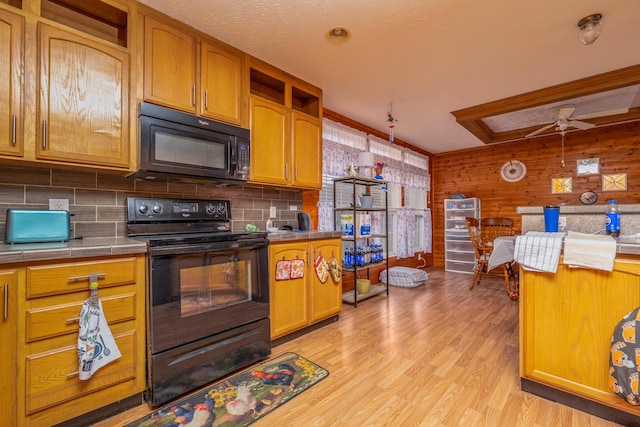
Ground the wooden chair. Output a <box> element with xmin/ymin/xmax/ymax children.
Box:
<box><xmin>465</xmin><ymin>217</ymin><xmax>518</xmax><ymax>300</ymax></box>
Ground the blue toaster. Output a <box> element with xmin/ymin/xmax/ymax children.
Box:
<box><xmin>4</xmin><ymin>209</ymin><xmax>70</xmax><ymax>243</ymax></box>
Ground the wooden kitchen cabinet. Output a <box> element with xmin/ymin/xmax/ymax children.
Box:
<box><xmin>143</xmin><ymin>15</ymin><xmax>197</xmax><ymax>113</ymax></box>
<box><xmin>37</xmin><ymin>23</ymin><xmax>130</xmax><ymax>167</ymax></box>
<box><xmin>17</xmin><ymin>254</ymin><xmax>146</xmax><ymax>427</ymax></box>
<box><xmin>0</xmin><ymin>0</ymin><xmax>133</xmax><ymax>170</ymax></box>
<box><xmin>269</xmin><ymin>238</ymin><xmax>342</xmax><ymax>340</ymax></box>
<box><xmin>143</xmin><ymin>13</ymin><xmax>247</xmax><ymax>126</ymax></box>
<box><xmin>249</xmin><ymin>57</ymin><xmax>322</xmax><ymax>189</ymax></box>
<box><xmin>520</xmin><ymin>255</ymin><xmax>640</xmax><ymax>420</ymax></box>
<box><xmin>0</xmin><ymin>8</ymin><xmax>23</xmax><ymax>157</ymax></box>
<box><xmin>0</xmin><ymin>269</ymin><xmax>19</xmax><ymax>427</ymax></box>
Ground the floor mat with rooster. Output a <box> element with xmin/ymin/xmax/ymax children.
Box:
<box><xmin>126</xmin><ymin>352</ymin><xmax>329</xmax><ymax>427</ymax></box>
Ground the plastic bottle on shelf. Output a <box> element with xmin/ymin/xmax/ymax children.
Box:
<box><xmin>605</xmin><ymin>200</ymin><xmax>620</xmax><ymax>237</ymax></box>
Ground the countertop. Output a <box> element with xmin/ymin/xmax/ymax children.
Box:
<box><xmin>0</xmin><ymin>231</ymin><xmax>345</xmax><ymax>265</ymax></box>
<box><xmin>0</xmin><ymin>237</ymin><xmax>147</xmax><ymax>265</ymax></box>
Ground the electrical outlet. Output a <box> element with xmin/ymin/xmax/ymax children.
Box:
<box><xmin>49</xmin><ymin>198</ymin><xmax>69</xmax><ymax>211</ymax></box>
<box><xmin>559</xmin><ymin>216</ymin><xmax>567</xmax><ymax>228</ymax></box>
<box><xmin>289</xmin><ymin>205</ymin><xmax>297</xmax><ymax>211</ymax></box>
<box><xmin>417</xmin><ymin>253</ymin><xmax>423</xmax><ymax>261</ymax></box>
<box><xmin>270</xmin><ymin>206</ymin><xmax>277</xmax><ymax>217</ymax></box>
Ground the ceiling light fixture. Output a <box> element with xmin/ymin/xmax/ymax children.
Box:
<box><xmin>576</xmin><ymin>13</ymin><xmax>602</xmax><ymax>45</ymax></box>
<box><xmin>326</xmin><ymin>26</ymin><xmax>351</xmax><ymax>44</ymax></box>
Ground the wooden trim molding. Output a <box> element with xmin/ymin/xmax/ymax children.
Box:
<box><xmin>451</xmin><ymin>64</ymin><xmax>640</xmax><ymax>144</ymax></box>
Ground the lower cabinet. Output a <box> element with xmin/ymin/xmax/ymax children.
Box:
<box><xmin>1</xmin><ymin>269</ymin><xmax>19</xmax><ymax>426</ymax></box>
<box><xmin>16</xmin><ymin>254</ymin><xmax>146</xmax><ymax>427</ymax></box>
<box><xmin>269</xmin><ymin>239</ymin><xmax>342</xmax><ymax>340</ymax></box>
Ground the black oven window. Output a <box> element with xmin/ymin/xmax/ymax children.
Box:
<box><xmin>179</xmin><ymin>254</ymin><xmax>251</xmax><ymax>317</ymax></box>
<box><xmin>155</xmin><ymin>131</ymin><xmax>226</xmax><ymax>169</ymax></box>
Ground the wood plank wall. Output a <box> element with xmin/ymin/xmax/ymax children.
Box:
<box><xmin>431</xmin><ymin>121</ymin><xmax>640</xmax><ymax>267</ymax></box>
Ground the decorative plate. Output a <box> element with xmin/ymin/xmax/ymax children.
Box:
<box><xmin>500</xmin><ymin>160</ymin><xmax>527</xmax><ymax>182</ymax></box>
<box><xmin>579</xmin><ymin>191</ymin><xmax>598</xmax><ymax>205</ymax></box>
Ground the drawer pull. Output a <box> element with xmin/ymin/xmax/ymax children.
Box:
<box><xmin>66</xmin><ymin>371</ymin><xmax>79</xmax><ymax>378</ymax></box>
<box><xmin>69</xmin><ymin>273</ymin><xmax>106</xmax><ymax>290</ymax></box>
<box><xmin>66</xmin><ymin>316</ymin><xmax>80</xmax><ymax>323</ymax></box>
<box><xmin>3</xmin><ymin>284</ymin><xmax>7</xmax><ymax>319</ymax></box>
<box><xmin>11</xmin><ymin>115</ymin><xmax>16</xmax><ymax>146</ymax></box>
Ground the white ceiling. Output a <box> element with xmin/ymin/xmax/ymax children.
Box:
<box><xmin>139</xmin><ymin>0</ymin><xmax>640</xmax><ymax>154</ymax></box>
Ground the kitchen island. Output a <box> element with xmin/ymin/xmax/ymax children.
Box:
<box><xmin>519</xmin><ymin>253</ymin><xmax>640</xmax><ymax>425</ymax></box>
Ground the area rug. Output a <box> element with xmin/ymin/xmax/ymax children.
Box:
<box><xmin>126</xmin><ymin>352</ymin><xmax>328</xmax><ymax>427</ymax></box>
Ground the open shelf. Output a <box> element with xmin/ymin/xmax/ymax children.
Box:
<box><xmin>341</xmin><ymin>284</ymin><xmax>387</xmax><ymax>304</ymax></box>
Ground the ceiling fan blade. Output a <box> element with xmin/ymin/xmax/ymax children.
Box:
<box><xmin>526</xmin><ymin>122</ymin><xmax>556</xmax><ymax>138</ymax></box>
<box><xmin>568</xmin><ymin>120</ymin><xmax>596</xmax><ymax>130</ymax></box>
<box><xmin>574</xmin><ymin>107</ymin><xmax>629</xmax><ymax>120</ymax></box>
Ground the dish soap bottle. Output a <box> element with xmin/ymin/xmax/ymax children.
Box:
<box><xmin>605</xmin><ymin>200</ymin><xmax>620</xmax><ymax>237</ymax></box>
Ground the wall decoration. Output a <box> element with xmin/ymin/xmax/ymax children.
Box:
<box><xmin>552</xmin><ymin>177</ymin><xmax>572</xmax><ymax>193</ymax></box>
<box><xmin>576</xmin><ymin>158</ymin><xmax>600</xmax><ymax>176</ymax></box>
<box><xmin>579</xmin><ymin>191</ymin><xmax>598</xmax><ymax>205</ymax></box>
<box><xmin>602</xmin><ymin>173</ymin><xmax>627</xmax><ymax>191</ymax></box>
<box><xmin>500</xmin><ymin>160</ymin><xmax>527</xmax><ymax>182</ymax></box>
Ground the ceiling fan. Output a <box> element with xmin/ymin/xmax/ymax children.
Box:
<box><xmin>525</xmin><ymin>104</ymin><xmax>629</xmax><ymax>138</ymax></box>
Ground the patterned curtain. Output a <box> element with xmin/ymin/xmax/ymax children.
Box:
<box><xmin>317</xmin><ymin>201</ymin><xmax>334</xmax><ymax>231</ymax></box>
<box><xmin>396</xmin><ymin>207</ymin><xmax>415</xmax><ymax>259</ymax></box>
<box><xmin>423</xmin><ymin>208</ymin><xmax>432</xmax><ymax>253</ymax></box>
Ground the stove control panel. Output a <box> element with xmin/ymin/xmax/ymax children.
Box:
<box><xmin>127</xmin><ymin>197</ymin><xmax>231</xmax><ymax>222</ymax></box>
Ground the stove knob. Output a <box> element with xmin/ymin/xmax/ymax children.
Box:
<box><xmin>152</xmin><ymin>204</ymin><xmax>162</xmax><ymax>214</ymax></box>
<box><xmin>205</xmin><ymin>204</ymin><xmax>216</xmax><ymax>215</ymax></box>
<box><xmin>217</xmin><ymin>204</ymin><xmax>226</xmax><ymax>214</ymax></box>
<box><xmin>138</xmin><ymin>204</ymin><xmax>149</xmax><ymax>214</ymax></box>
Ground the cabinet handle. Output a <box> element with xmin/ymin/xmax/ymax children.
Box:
<box><xmin>3</xmin><ymin>284</ymin><xmax>7</xmax><ymax>319</ymax></box>
<box><xmin>66</xmin><ymin>316</ymin><xmax>80</xmax><ymax>323</ymax></box>
<box><xmin>192</xmin><ymin>85</ymin><xmax>196</xmax><ymax>106</ymax></box>
<box><xmin>285</xmin><ymin>164</ymin><xmax>289</xmax><ymax>179</ymax></box>
<box><xmin>66</xmin><ymin>371</ymin><xmax>79</xmax><ymax>377</ymax></box>
<box><xmin>205</xmin><ymin>89</ymin><xmax>209</xmax><ymax>109</ymax></box>
<box><xmin>295</xmin><ymin>166</ymin><xmax>298</xmax><ymax>180</ymax></box>
<box><xmin>68</xmin><ymin>273</ymin><xmax>107</xmax><ymax>281</ymax></box>
<box><xmin>11</xmin><ymin>115</ymin><xmax>16</xmax><ymax>146</ymax></box>
<box><xmin>41</xmin><ymin>120</ymin><xmax>47</xmax><ymax>149</ymax></box>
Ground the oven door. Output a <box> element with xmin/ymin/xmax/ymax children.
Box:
<box><xmin>148</xmin><ymin>238</ymin><xmax>269</xmax><ymax>354</ymax></box>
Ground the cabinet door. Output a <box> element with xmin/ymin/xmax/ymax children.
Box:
<box><xmin>291</xmin><ymin>111</ymin><xmax>322</xmax><ymax>189</ymax></box>
<box><xmin>144</xmin><ymin>16</ymin><xmax>196</xmax><ymax>113</ymax></box>
<box><xmin>269</xmin><ymin>243</ymin><xmax>309</xmax><ymax>338</ymax></box>
<box><xmin>250</xmin><ymin>96</ymin><xmax>289</xmax><ymax>186</ymax></box>
<box><xmin>38</xmin><ymin>23</ymin><xmax>130</xmax><ymax>167</ymax></box>
<box><xmin>0</xmin><ymin>269</ymin><xmax>18</xmax><ymax>427</ymax></box>
<box><xmin>310</xmin><ymin>240</ymin><xmax>342</xmax><ymax>323</ymax></box>
<box><xmin>0</xmin><ymin>9</ymin><xmax>23</xmax><ymax>156</ymax></box>
<box><xmin>201</xmin><ymin>41</ymin><xmax>245</xmax><ymax>126</ymax></box>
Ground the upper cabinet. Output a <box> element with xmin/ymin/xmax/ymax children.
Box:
<box><xmin>38</xmin><ymin>23</ymin><xmax>130</xmax><ymax>167</ymax></box>
<box><xmin>0</xmin><ymin>0</ymin><xmax>133</xmax><ymax>169</ymax></box>
<box><xmin>0</xmin><ymin>8</ymin><xmax>23</xmax><ymax>157</ymax></box>
<box><xmin>249</xmin><ymin>57</ymin><xmax>322</xmax><ymax>189</ymax></box>
<box><xmin>143</xmin><ymin>14</ymin><xmax>247</xmax><ymax>127</ymax></box>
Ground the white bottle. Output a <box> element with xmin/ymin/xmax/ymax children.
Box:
<box><xmin>266</xmin><ymin>218</ymin><xmax>273</xmax><ymax>231</ymax></box>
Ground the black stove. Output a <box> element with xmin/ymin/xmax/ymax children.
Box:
<box><xmin>126</xmin><ymin>196</ymin><xmax>271</xmax><ymax>406</ymax></box>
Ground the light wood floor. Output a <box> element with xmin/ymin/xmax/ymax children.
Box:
<box><xmin>94</xmin><ymin>268</ymin><xmax>622</xmax><ymax>426</ymax></box>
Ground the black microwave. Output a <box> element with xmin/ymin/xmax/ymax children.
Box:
<box><xmin>128</xmin><ymin>102</ymin><xmax>250</xmax><ymax>185</ymax></box>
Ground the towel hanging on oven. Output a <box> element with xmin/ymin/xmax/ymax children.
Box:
<box><xmin>77</xmin><ymin>281</ymin><xmax>121</xmax><ymax>380</ymax></box>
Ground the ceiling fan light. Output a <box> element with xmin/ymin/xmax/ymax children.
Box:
<box><xmin>577</xmin><ymin>13</ymin><xmax>602</xmax><ymax>45</ymax></box>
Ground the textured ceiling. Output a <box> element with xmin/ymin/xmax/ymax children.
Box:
<box><xmin>139</xmin><ymin>0</ymin><xmax>640</xmax><ymax>154</ymax></box>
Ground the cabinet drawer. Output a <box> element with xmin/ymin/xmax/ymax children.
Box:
<box><xmin>26</xmin><ymin>292</ymin><xmax>136</xmax><ymax>342</ymax></box>
<box><xmin>26</xmin><ymin>257</ymin><xmax>138</xmax><ymax>298</ymax></box>
<box><xmin>445</xmin><ymin>260</ymin><xmax>475</xmax><ymax>274</ymax></box>
<box><xmin>26</xmin><ymin>331</ymin><xmax>137</xmax><ymax>414</ymax></box>
<box><xmin>445</xmin><ymin>240</ymin><xmax>473</xmax><ymax>251</ymax></box>
<box><xmin>446</xmin><ymin>251</ymin><xmax>476</xmax><ymax>262</ymax></box>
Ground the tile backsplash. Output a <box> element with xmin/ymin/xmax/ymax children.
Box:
<box><xmin>0</xmin><ymin>166</ymin><xmax>303</xmax><ymax>240</ymax></box>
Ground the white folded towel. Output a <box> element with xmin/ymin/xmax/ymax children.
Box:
<box><xmin>514</xmin><ymin>232</ymin><xmax>565</xmax><ymax>273</ymax></box>
<box><xmin>562</xmin><ymin>231</ymin><xmax>617</xmax><ymax>271</ymax></box>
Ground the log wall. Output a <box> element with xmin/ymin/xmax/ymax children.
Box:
<box><xmin>432</xmin><ymin>121</ymin><xmax>640</xmax><ymax>267</ymax></box>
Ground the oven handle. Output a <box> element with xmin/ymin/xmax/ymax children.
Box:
<box><xmin>149</xmin><ymin>238</ymin><xmax>268</xmax><ymax>257</ymax></box>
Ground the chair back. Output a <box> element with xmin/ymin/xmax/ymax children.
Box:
<box><xmin>481</xmin><ymin>217</ymin><xmax>513</xmax><ymax>243</ymax></box>
<box><xmin>465</xmin><ymin>217</ymin><xmax>485</xmax><ymax>258</ymax></box>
